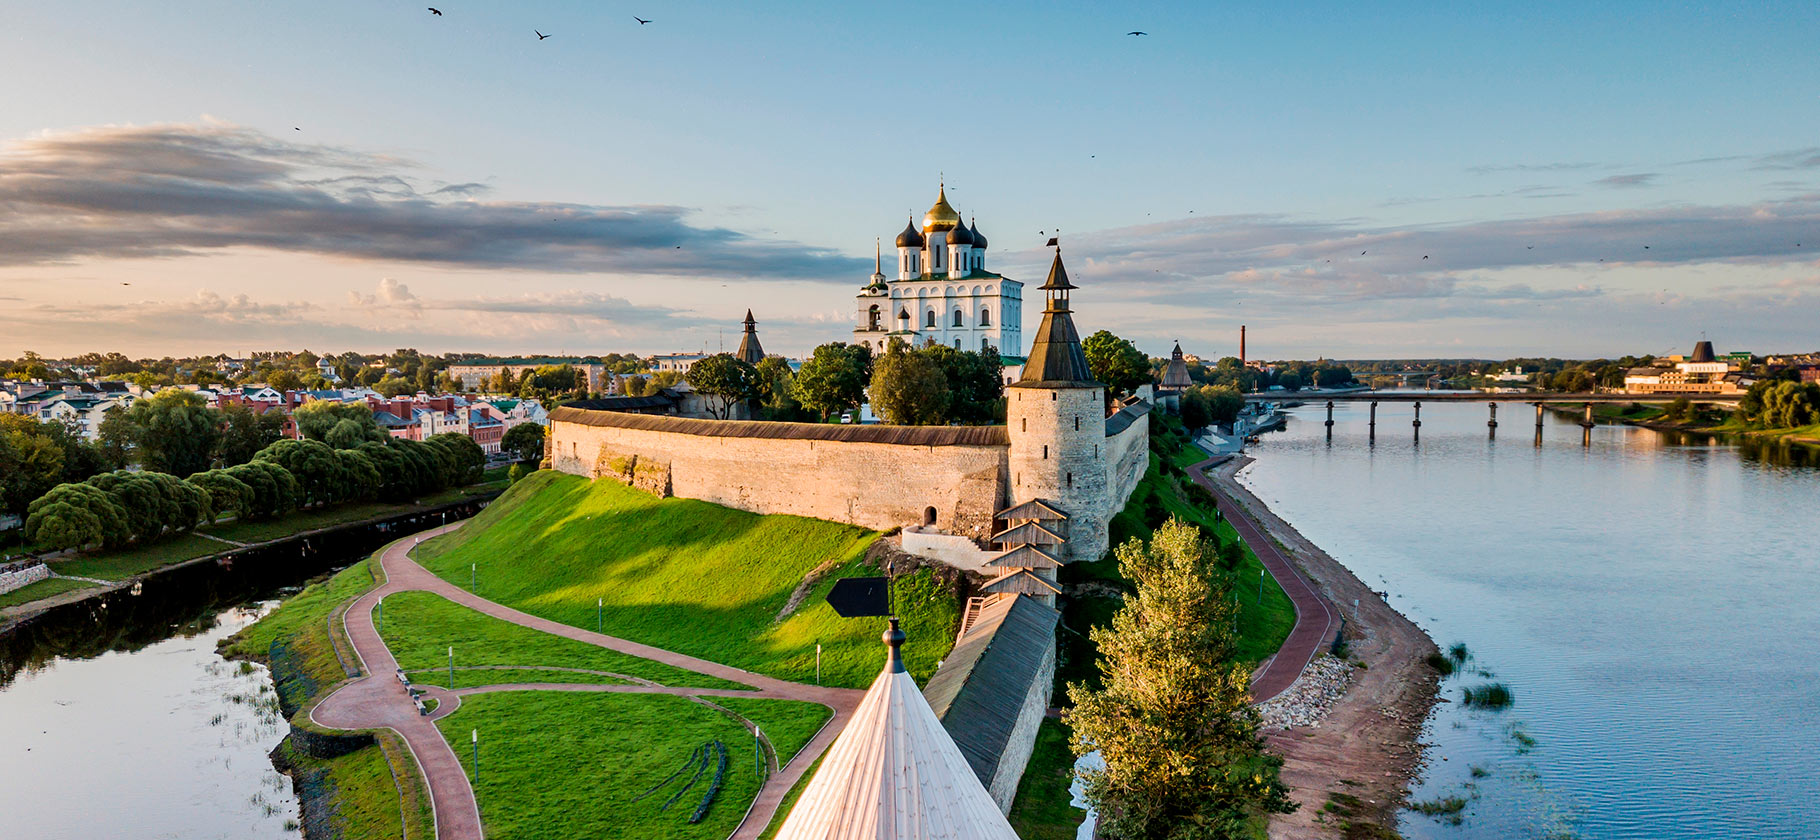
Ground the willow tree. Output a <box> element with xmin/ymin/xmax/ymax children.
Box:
<box><xmin>1066</xmin><ymin>518</ymin><xmax>1294</xmax><ymax>839</ymax></box>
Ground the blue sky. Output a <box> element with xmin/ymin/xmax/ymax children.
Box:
<box><xmin>3</xmin><ymin>1</ymin><xmax>1818</xmax><ymax>360</ymax></box>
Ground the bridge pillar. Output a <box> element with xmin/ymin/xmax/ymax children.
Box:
<box><xmin>1412</xmin><ymin>401</ymin><xmax>1422</xmax><ymax>445</ymax></box>
<box><xmin>1488</xmin><ymin>402</ymin><xmax>1499</xmax><ymax>431</ymax></box>
<box><xmin>1582</xmin><ymin>403</ymin><xmax>1595</xmax><ymax>447</ymax></box>
<box><xmin>1325</xmin><ymin>401</ymin><xmax>1335</xmax><ymax>432</ymax></box>
<box><xmin>1535</xmin><ymin>402</ymin><xmax>1545</xmax><ymax>428</ymax></box>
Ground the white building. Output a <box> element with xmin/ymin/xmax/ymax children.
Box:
<box><xmin>852</xmin><ymin>184</ymin><xmax>1024</xmax><ymax>357</ymax></box>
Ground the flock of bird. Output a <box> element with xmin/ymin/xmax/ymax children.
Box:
<box><xmin>422</xmin><ymin>7</ymin><xmax>654</xmax><ymax>39</ymax></box>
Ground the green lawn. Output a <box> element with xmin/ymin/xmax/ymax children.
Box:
<box><xmin>407</xmin><ymin>667</ymin><xmax>634</xmax><ymax>690</ymax></box>
<box><xmin>202</xmin><ymin>501</ymin><xmax>427</xmax><ymax>544</ymax></box>
<box><xmin>1007</xmin><ymin>718</ymin><xmax>1087</xmax><ymax>840</ymax></box>
<box><xmin>704</xmin><ymin>696</ymin><xmax>834</xmax><ymax>767</ymax></box>
<box><xmin>49</xmin><ymin>533</ymin><xmax>225</xmax><ymax>580</ymax></box>
<box><xmin>378</xmin><ymin>590</ymin><xmax>745</xmax><ymax>690</ymax></box>
<box><xmin>0</xmin><ymin>576</ymin><xmax>97</xmax><ymax>609</ymax></box>
<box><xmin>437</xmin><ymin>691</ymin><xmax>798</xmax><ymax>840</ymax></box>
<box><xmin>415</xmin><ymin>471</ymin><xmax>960</xmax><ymax>688</ymax></box>
<box><xmin>222</xmin><ymin>554</ymin><xmax>380</xmax><ymax>699</ymax></box>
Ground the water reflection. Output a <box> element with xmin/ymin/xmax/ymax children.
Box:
<box><xmin>1241</xmin><ymin>400</ymin><xmax>1820</xmax><ymax>840</ymax></box>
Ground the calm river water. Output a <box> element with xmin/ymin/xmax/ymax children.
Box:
<box><xmin>1240</xmin><ymin>397</ymin><xmax>1820</xmax><ymax>839</ymax></box>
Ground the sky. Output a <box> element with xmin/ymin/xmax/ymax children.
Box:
<box><xmin>3</xmin><ymin>0</ymin><xmax>1818</xmax><ymax>361</ymax></box>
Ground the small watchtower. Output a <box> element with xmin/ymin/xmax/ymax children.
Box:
<box><xmin>1004</xmin><ymin>246</ymin><xmax>1108</xmax><ymax>566</ymax></box>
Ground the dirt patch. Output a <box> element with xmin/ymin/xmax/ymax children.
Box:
<box><xmin>1206</xmin><ymin>456</ymin><xmax>1439</xmax><ymax>839</ymax></box>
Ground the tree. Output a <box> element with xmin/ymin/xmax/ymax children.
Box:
<box><xmin>923</xmin><ymin>345</ymin><xmax>1004</xmax><ymax>424</ymax></box>
<box><xmin>0</xmin><ymin>415</ymin><xmax>66</xmax><ymax>516</ymax></box>
<box><xmin>1083</xmin><ymin>330</ymin><xmax>1151</xmax><ymax>398</ymax></box>
<box><xmin>795</xmin><ymin>342</ymin><xmax>873</xmax><ymax>420</ymax></box>
<box><xmin>224</xmin><ymin>461</ymin><xmax>299</xmax><ymax>518</ymax></box>
<box><xmin>255</xmin><ymin>438</ymin><xmax>345</xmax><ymax>507</ymax></box>
<box><xmin>294</xmin><ymin>400</ymin><xmax>386</xmax><ymax>447</ymax></box>
<box><xmin>125</xmin><ymin>389</ymin><xmax>221</xmax><ymax>476</ymax></box>
<box><xmin>869</xmin><ymin>342</ymin><xmax>951</xmax><ymax>425</ymax></box>
<box><xmin>501</xmin><ymin>423</ymin><xmax>546</xmax><ymax>464</ymax></box>
<box><xmin>752</xmin><ymin>356</ymin><xmax>803</xmax><ymax>420</ymax></box>
<box><xmin>215</xmin><ymin>404</ymin><xmax>287</xmax><ymax>467</ymax></box>
<box><xmin>24</xmin><ymin>483</ymin><xmax>129</xmax><ymax>550</ymax></box>
<box><xmin>186</xmin><ymin>470</ymin><xmax>255</xmax><ymax>523</ymax></box>
<box><xmin>1067</xmin><ymin>518</ymin><xmax>1294</xmax><ymax>838</ymax></box>
<box><xmin>687</xmin><ymin>354</ymin><xmax>760</xmax><ymax>420</ymax></box>
<box><xmin>1276</xmin><ymin>372</ymin><xmax>1303</xmax><ymax>392</ymax></box>
<box><xmin>266</xmin><ymin>368</ymin><xmax>303</xmax><ymax>393</ymax></box>
<box><xmin>96</xmin><ymin>406</ymin><xmax>139</xmax><ymax>470</ymax></box>
<box><xmin>624</xmin><ymin>374</ymin><xmax>650</xmax><ymax>397</ymax></box>
<box><xmin>1181</xmin><ymin>389</ymin><xmax>1211</xmax><ymax>430</ymax></box>
<box><xmin>426</xmin><ymin>432</ymin><xmax>486</xmax><ymax>486</ymax></box>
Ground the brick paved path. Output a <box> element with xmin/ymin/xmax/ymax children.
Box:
<box><xmin>311</xmin><ymin>524</ymin><xmax>863</xmax><ymax>840</ymax></box>
<box><xmin>1185</xmin><ymin>458</ymin><xmax>1338</xmax><ymax>702</ymax></box>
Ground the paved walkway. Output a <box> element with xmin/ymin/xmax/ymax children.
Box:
<box><xmin>1185</xmin><ymin>458</ymin><xmax>1338</xmax><ymax>703</ymax></box>
<box><xmin>311</xmin><ymin>524</ymin><xmax>864</xmax><ymax>840</ymax></box>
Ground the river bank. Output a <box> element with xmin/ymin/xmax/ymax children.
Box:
<box><xmin>0</xmin><ymin>493</ymin><xmax>500</xmax><ymax>635</ymax></box>
<box><xmin>1542</xmin><ymin>402</ymin><xmax>1820</xmax><ymax>448</ymax></box>
<box><xmin>1203</xmin><ymin>455</ymin><xmax>1439</xmax><ymax>839</ymax></box>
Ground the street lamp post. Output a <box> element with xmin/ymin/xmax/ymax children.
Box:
<box><xmin>471</xmin><ymin>729</ymin><xmax>479</xmax><ymax>784</ymax></box>
<box><xmin>597</xmin><ymin>598</ymin><xmax>603</xmax><ymax>634</ymax></box>
<box><xmin>448</xmin><ymin>646</ymin><xmax>454</xmax><ymax>689</ymax></box>
<box><xmin>1257</xmin><ymin>568</ymin><xmax>1265</xmax><ymax>605</ymax></box>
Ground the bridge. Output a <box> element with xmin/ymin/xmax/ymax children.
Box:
<box><xmin>1238</xmin><ymin>390</ymin><xmax>1743</xmax><ymax>446</ymax></box>
<box><xmin>1242</xmin><ymin>391</ymin><xmax>1745</xmax><ymax>404</ymax></box>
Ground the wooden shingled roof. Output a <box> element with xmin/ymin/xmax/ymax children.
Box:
<box><xmin>989</xmin><ymin>521</ymin><xmax>1064</xmax><ymax>546</ymax></box>
<box><xmin>978</xmin><ymin>569</ymin><xmax>1064</xmax><ymax>596</ymax></box>
<box><xmin>549</xmin><ymin>405</ymin><xmax>1009</xmax><ymax>447</ymax></box>
<box><xmin>986</xmin><ymin>544</ymin><xmax>1061</xmax><ymax>569</ymax></box>
<box><xmin>923</xmin><ymin>595</ymin><xmax>1063</xmax><ymax>794</ymax></box>
<box><xmin>994</xmin><ymin>498</ymin><xmax>1069</xmax><ymax>522</ymax></box>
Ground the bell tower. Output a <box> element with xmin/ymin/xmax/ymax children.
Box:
<box><xmin>1004</xmin><ymin>246</ymin><xmax>1107</xmax><ymax>565</ymax></box>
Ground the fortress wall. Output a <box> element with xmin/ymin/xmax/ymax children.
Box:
<box><xmin>1102</xmin><ymin>407</ymin><xmax>1150</xmax><ymax>520</ymax></box>
<box><xmin>550</xmin><ymin>415</ymin><xmax>1009</xmax><ymax>538</ymax></box>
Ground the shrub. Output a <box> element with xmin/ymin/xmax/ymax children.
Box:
<box><xmin>1460</xmin><ymin>682</ymin><xmax>1514</xmax><ymax>709</ymax></box>
<box><xmin>1425</xmin><ymin>651</ymin><xmax>1455</xmax><ymax>675</ymax></box>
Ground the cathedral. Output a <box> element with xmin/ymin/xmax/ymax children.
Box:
<box><xmin>852</xmin><ymin>184</ymin><xmax>1025</xmax><ymax>357</ymax></box>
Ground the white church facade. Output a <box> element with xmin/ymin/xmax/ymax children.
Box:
<box><xmin>852</xmin><ymin>184</ymin><xmax>1024</xmax><ymax>357</ymax></box>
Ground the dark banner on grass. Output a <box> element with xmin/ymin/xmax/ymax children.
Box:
<box><xmin>825</xmin><ymin>577</ymin><xmax>889</xmax><ymax>617</ymax></box>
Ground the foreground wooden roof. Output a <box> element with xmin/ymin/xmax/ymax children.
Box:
<box><xmin>774</xmin><ymin>641</ymin><xmax>1020</xmax><ymax>839</ymax></box>
<box><xmin>550</xmin><ymin>405</ymin><xmax>1009</xmax><ymax>447</ymax></box>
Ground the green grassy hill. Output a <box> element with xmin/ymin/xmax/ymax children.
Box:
<box><xmin>416</xmin><ymin>471</ymin><xmax>959</xmax><ymax>688</ymax></box>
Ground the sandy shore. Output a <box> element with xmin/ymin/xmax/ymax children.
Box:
<box><xmin>1206</xmin><ymin>456</ymin><xmax>1439</xmax><ymax>839</ymax></box>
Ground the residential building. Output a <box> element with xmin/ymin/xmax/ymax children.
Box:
<box><xmin>1624</xmin><ymin>341</ymin><xmax>1746</xmax><ymax>395</ymax></box>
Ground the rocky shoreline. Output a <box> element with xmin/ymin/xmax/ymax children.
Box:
<box><xmin>1206</xmin><ymin>456</ymin><xmax>1440</xmax><ymax>839</ymax></box>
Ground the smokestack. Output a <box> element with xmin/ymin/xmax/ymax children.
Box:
<box><xmin>1240</xmin><ymin>325</ymin><xmax>1247</xmax><ymax>366</ymax></box>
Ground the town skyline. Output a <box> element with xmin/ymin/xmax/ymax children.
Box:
<box><xmin>4</xmin><ymin>2</ymin><xmax>1818</xmax><ymax>359</ymax></box>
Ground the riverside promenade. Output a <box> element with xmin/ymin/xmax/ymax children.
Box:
<box><xmin>310</xmin><ymin>524</ymin><xmax>863</xmax><ymax>840</ymax></box>
<box><xmin>1185</xmin><ymin>457</ymin><xmax>1338</xmax><ymax>702</ymax></box>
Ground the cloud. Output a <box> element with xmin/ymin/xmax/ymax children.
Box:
<box><xmin>1593</xmin><ymin>173</ymin><xmax>1658</xmax><ymax>189</ymax></box>
<box><xmin>1466</xmin><ymin>161</ymin><xmax>1601</xmax><ymax>175</ymax></box>
<box><xmin>1753</xmin><ymin>147</ymin><xmax>1820</xmax><ymax>171</ymax></box>
<box><xmin>0</xmin><ymin>121</ymin><xmax>867</xmax><ymax>279</ymax></box>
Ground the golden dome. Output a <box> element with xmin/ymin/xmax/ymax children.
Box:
<box><xmin>922</xmin><ymin>183</ymin><xmax>960</xmax><ymax>232</ymax></box>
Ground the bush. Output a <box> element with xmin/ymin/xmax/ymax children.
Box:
<box><xmin>1425</xmin><ymin>651</ymin><xmax>1455</xmax><ymax>675</ymax></box>
<box><xmin>1460</xmin><ymin>682</ymin><xmax>1514</xmax><ymax>709</ymax></box>
<box><xmin>507</xmin><ymin>463</ymin><xmax>531</xmax><ymax>484</ymax></box>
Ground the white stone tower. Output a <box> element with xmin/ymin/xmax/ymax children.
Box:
<box><xmin>1004</xmin><ymin>247</ymin><xmax>1107</xmax><ymax>566</ymax></box>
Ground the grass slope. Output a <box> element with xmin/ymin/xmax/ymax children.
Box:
<box><xmin>416</xmin><ymin>471</ymin><xmax>958</xmax><ymax>688</ymax></box>
<box><xmin>705</xmin><ymin>696</ymin><xmax>834</xmax><ymax>767</ymax></box>
<box><xmin>437</xmin><ymin>691</ymin><xmax>815</xmax><ymax>840</ymax></box>
<box><xmin>1007</xmin><ymin>718</ymin><xmax>1087</xmax><ymax>840</ymax></box>
<box><xmin>222</xmin><ymin>556</ymin><xmax>377</xmax><ymax>692</ymax></box>
<box><xmin>378</xmin><ymin>590</ymin><xmax>745</xmax><ymax>690</ymax></box>
<box><xmin>50</xmin><ymin>533</ymin><xmax>224</xmax><ymax>580</ymax></box>
<box><xmin>0</xmin><ymin>576</ymin><xmax>96</xmax><ymax>608</ymax></box>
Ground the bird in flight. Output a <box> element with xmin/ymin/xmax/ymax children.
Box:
<box><xmin>535</xmin><ymin>30</ymin><xmax>551</xmax><ymax>40</ymax></box>
<box><xmin>1360</xmin><ymin>250</ymin><xmax>1367</xmax><ymax>255</ymax></box>
<box><xmin>1127</xmin><ymin>31</ymin><xmax>1147</xmax><ymax>36</ymax></box>
<box><xmin>428</xmin><ymin>7</ymin><xmax>442</xmax><ymax>15</ymax></box>
<box><xmin>1422</xmin><ymin>255</ymin><xmax>1429</xmax><ymax>260</ymax></box>
<box><xmin>1526</xmin><ymin>245</ymin><xmax>1534</xmax><ymax>249</ymax></box>
<box><xmin>634</xmin><ymin>16</ymin><xmax>651</xmax><ymax>25</ymax></box>
<box><xmin>294</xmin><ymin>127</ymin><xmax>301</xmax><ymax>131</ymax></box>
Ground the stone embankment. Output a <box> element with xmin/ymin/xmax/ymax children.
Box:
<box><xmin>1256</xmin><ymin>655</ymin><xmax>1354</xmax><ymax>730</ymax></box>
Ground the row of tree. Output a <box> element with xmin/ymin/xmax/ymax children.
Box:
<box><xmin>676</xmin><ymin>341</ymin><xmax>1009</xmax><ymax>426</ymax></box>
<box><xmin>1178</xmin><ymin>384</ymin><xmax>1246</xmax><ymax>430</ymax></box>
<box><xmin>1735</xmin><ymin>380</ymin><xmax>1820</xmax><ymax>429</ymax></box>
<box><xmin>22</xmin><ymin>416</ymin><xmax>486</xmax><ymax>552</ymax></box>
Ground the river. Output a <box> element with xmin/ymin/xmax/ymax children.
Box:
<box><xmin>1238</xmin><ymin>397</ymin><xmax>1820</xmax><ymax>839</ymax></box>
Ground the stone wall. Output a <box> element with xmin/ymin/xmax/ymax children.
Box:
<box><xmin>984</xmin><ymin>639</ymin><xmax>1056</xmax><ymax>811</ymax></box>
<box><xmin>0</xmin><ymin>562</ymin><xmax>50</xmax><ymax>596</ymax></box>
<box><xmin>1102</xmin><ymin>406</ymin><xmax>1149</xmax><ymax>521</ymax></box>
<box><xmin>549</xmin><ymin>412</ymin><xmax>1011</xmax><ymax>538</ymax></box>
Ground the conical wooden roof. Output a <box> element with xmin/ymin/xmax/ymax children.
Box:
<box><xmin>774</xmin><ymin>621</ymin><xmax>1020</xmax><ymax>840</ymax></box>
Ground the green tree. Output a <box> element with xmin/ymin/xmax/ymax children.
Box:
<box><xmin>923</xmin><ymin>345</ymin><xmax>1004</xmax><ymax>424</ymax></box>
<box><xmin>1083</xmin><ymin>330</ymin><xmax>1151</xmax><ymax>398</ymax></box>
<box><xmin>214</xmin><ymin>404</ymin><xmax>286</xmax><ymax>467</ymax></box>
<box><xmin>1181</xmin><ymin>389</ymin><xmax>1211</xmax><ymax>430</ymax></box>
<box><xmin>1276</xmin><ymin>372</ymin><xmax>1303</xmax><ymax>392</ymax></box>
<box><xmin>24</xmin><ymin>483</ymin><xmax>129</xmax><ymax>550</ymax></box>
<box><xmin>426</xmin><ymin>432</ymin><xmax>486</xmax><ymax>486</ymax></box>
<box><xmin>255</xmin><ymin>438</ymin><xmax>345</xmax><ymax>507</ymax></box>
<box><xmin>265</xmin><ymin>368</ymin><xmax>304</xmax><ymax>393</ymax></box>
<box><xmin>752</xmin><ymin>356</ymin><xmax>803</xmax><ymax>420</ymax></box>
<box><xmin>224</xmin><ymin>460</ymin><xmax>299</xmax><ymax>518</ymax></box>
<box><xmin>0</xmin><ymin>415</ymin><xmax>66</xmax><ymax>516</ymax></box>
<box><xmin>186</xmin><ymin>470</ymin><xmax>254</xmax><ymax>523</ymax></box>
<box><xmin>624</xmin><ymin>374</ymin><xmax>649</xmax><ymax>397</ymax></box>
<box><xmin>294</xmin><ymin>400</ymin><xmax>386</xmax><ymax>447</ymax></box>
<box><xmin>501</xmin><ymin>423</ymin><xmax>545</xmax><ymax>464</ymax></box>
<box><xmin>685</xmin><ymin>354</ymin><xmax>759</xmax><ymax>420</ymax></box>
<box><xmin>1067</xmin><ymin>518</ymin><xmax>1294</xmax><ymax>838</ymax></box>
<box><xmin>869</xmin><ymin>342</ymin><xmax>951</xmax><ymax>425</ymax></box>
<box><xmin>795</xmin><ymin>342</ymin><xmax>873</xmax><ymax>420</ymax></box>
<box><xmin>96</xmin><ymin>406</ymin><xmax>139</xmax><ymax>470</ymax></box>
<box><xmin>125</xmin><ymin>389</ymin><xmax>222</xmax><ymax>476</ymax></box>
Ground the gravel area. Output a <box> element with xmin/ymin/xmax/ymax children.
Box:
<box><xmin>1256</xmin><ymin>654</ymin><xmax>1354</xmax><ymax>730</ymax></box>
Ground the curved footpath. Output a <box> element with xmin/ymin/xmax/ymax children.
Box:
<box><xmin>1187</xmin><ymin>457</ymin><xmax>1339</xmax><ymax>703</ymax></box>
<box><xmin>1190</xmin><ymin>456</ymin><xmax>1439</xmax><ymax>839</ymax></box>
<box><xmin>310</xmin><ymin>524</ymin><xmax>864</xmax><ymax>840</ymax></box>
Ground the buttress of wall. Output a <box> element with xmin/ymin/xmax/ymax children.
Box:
<box><xmin>1101</xmin><ymin>409</ymin><xmax>1149</xmax><ymax>523</ymax></box>
<box><xmin>549</xmin><ymin>420</ymin><xmax>1009</xmax><ymax>537</ymax></box>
